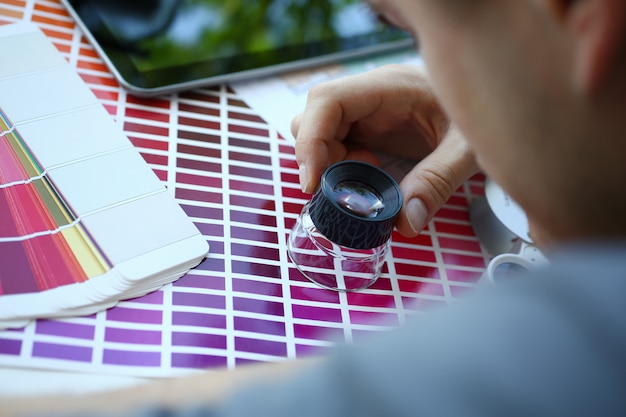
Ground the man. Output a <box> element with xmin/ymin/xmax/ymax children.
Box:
<box><xmin>4</xmin><ymin>0</ymin><xmax>625</xmax><ymax>415</ymax></box>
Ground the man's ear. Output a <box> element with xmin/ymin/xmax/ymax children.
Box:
<box><xmin>559</xmin><ymin>0</ymin><xmax>626</xmax><ymax>93</ymax></box>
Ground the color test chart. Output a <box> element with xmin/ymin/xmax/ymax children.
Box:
<box><xmin>0</xmin><ymin>1</ymin><xmax>489</xmax><ymax>378</ymax></box>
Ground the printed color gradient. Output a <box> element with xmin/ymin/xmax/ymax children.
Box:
<box><xmin>0</xmin><ymin>110</ymin><xmax>109</xmax><ymax>295</ymax></box>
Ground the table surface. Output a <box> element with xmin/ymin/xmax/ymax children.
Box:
<box><xmin>0</xmin><ymin>0</ymin><xmax>488</xmax><ymax>388</ymax></box>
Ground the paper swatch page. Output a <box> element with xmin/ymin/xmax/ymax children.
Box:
<box><xmin>0</xmin><ymin>22</ymin><xmax>209</xmax><ymax>329</ymax></box>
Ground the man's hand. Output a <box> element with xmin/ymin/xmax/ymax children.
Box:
<box><xmin>292</xmin><ymin>64</ymin><xmax>479</xmax><ymax>237</ymax></box>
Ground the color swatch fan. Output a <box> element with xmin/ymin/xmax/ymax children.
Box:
<box><xmin>0</xmin><ymin>23</ymin><xmax>209</xmax><ymax>329</ymax></box>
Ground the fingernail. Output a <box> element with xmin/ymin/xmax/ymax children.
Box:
<box><xmin>406</xmin><ymin>198</ymin><xmax>429</xmax><ymax>234</ymax></box>
<box><xmin>299</xmin><ymin>164</ymin><xmax>310</xmax><ymax>193</ymax></box>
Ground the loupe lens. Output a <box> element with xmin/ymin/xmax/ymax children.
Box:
<box><xmin>333</xmin><ymin>180</ymin><xmax>385</xmax><ymax>218</ymax></box>
<box><xmin>288</xmin><ymin>161</ymin><xmax>403</xmax><ymax>291</ymax></box>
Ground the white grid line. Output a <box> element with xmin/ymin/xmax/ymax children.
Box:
<box><xmin>268</xmin><ymin>126</ymin><xmax>297</xmax><ymax>359</ymax></box>
<box><xmin>218</xmin><ymin>84</ymin><xmax>236</xmax><ymax>369</ymax></box>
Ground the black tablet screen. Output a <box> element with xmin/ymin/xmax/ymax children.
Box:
<box><xmin>64</xmin><ymin>0</ymin><xmax>412</xmax><ymax>93</ymax></box>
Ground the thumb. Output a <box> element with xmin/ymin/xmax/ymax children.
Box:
<box><xmin>395</xmin><ymin>127</ymin><xmax>479</xmax><ymax>237</ymax></box>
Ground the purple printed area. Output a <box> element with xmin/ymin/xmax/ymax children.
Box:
<box><xmin>194</xmin><ymin>223</ymin><xmax>225</xmax><ymax>240</ymax></box>
<box><xmin>179</xmin><ymin>204</ymin><xmax>223</xmax><ymax>221</ymax></box>
<box><xmin>234</xmin><ymin>316</ymin><xmax>286</xmax><ymax>337</ymax></box>
<box><xmin>397</xmin><ymin>280</ymin><xmax>445</xmax><ymax>297</ymax></box>
<box><xmin>235</xmin><ymin>337</ymin><xmax>287</xmax><ymax>357</ymax></box>
<box><xmin>395</xmin><ymin>263</ymin><xmax>441</xmax><ymax>279</ymax></box>
<box><xmin>177</xmin><ymin>172</ymin><xmax>222</xmax><ymax>188</ymax></box>
<box><xmin>228</xmin><ymin>136</ymin><xmax>270</xmax><ymax>151</ymax></box>
<box><xmin>293</xmin><ymin>324</ymin><xmax>343</xmax><ymax>342</ymax></box>
<box><xmin>369</xmin><ymin>276</ymin><xmax>393</xmax><ymax>291</ymax></box>
<box><xmin>178</xmin><ymin>114</ymin><xmax>220</xmax><ymax>130</ymax></box>
<box><xmin>231</xmin><ymin>260</ymin><xmax>281</xmax><ymax>279</ymax></box>
<box><xmin>171</xmin><ymin>352</ymin><xmax>227</xmax><ymax>369</ymax></box>
<box><xmin>292</xmin><ymin>304</ymin><xmax>343</xmax><ymax>323</ymax></box>
<box><xmin>350</xmin><ymin>310</ymin><xmax>399</xmax><ymax>326</ymax></box>
<box><xmin>228</xmin><ymin>165</ymin><xmax>273</xmax><ymax>180</ymax></box>
<box><xmin>172</xmin><ymin>311</ymin><xmax>227</xmax><ymax>329</ymax></box>
<box><xmin>231</xmin><ymin>242</ymin><xmax>280</xmax><ymax>261</ymax></box>
<box><xmin>280</xmin><ymin>170</ymin><xmax>299</xmax><ymax>185</ymax></box>
<box><xmin>106</xmin><ymin>307</ymin><xmax>163</xmax><ymax>324</ymax></box>
<box><xmin>230</xmin><ymin>226</ymin><xmax>278</xmax><ymax>244</ymax></box>
<box><xmin>176</xmin><ymin>188</ymin><xmax>223</xmax><ymax>205</ymax></box>
<box><xmin>347</xmin><ymin>293</ymin><xmax>396</xmax><ymax>309</ymax></box>
<box><xmin>0</xmin><ymin>240</ymin><xmax>38</xmax><ymax>295</ymax></box>
<box><xmin>281</xmin><ymin>185</ymin><xmax>307</xmax><ymax>201</ymax></box>
<box><xmin>172</xmin><ymin>332</ymin><xmax>226</xmax><ymax>349</ymax></box>
<box><xmin>177</xmin><ymin>128</ymin><xmax>220</xmax><ymax>145</ymax></box>
<box><xmin>230</xmin><ymin>179</ymin><xmax>274</xmax><ymax>195</ymax></box>
<box><xmin>232</xmin><ymin>278</ymin><xmax>282</xmax><ymax>297</ymax></box>
<box><xmin>177</xmin><ymin>122</ymin><xmax>221</xmax><ymax>143</ymax></box>
<box><xmin>0</xmin><ymin>338</ymin><xmax>21</xmax><ymax>355</ymax></box>
<box><xmin>32</xmin><ymin>342</ymin><xmax>92</xmax><ymax>362</ymax></box>
<box><xmin>173</xmin><ymin>291</ymin><xmax>225</xmax><ymax>309</ymax></box>
<box><xmin>229</xmin><ymin>195</ymin><xmax>276</xmax><ymax>213</ymax></box>
<box><xmin>283</xmin><ymin>201</ymin><xmax>303</xmax><ymax>216</ymax></box>
<box><xmin>233</xmin><ymin>296</ymin><xmax>284</xmax><ymax>317</ymax></box>
<box><xmin>105</xmin><ymin>327</ymin><xmax>162</xmax><ymax>345</ymax></box>
<box><xmin>35</xmin><ymin>320</ymin><xmax>95</xmax><ymax>340</ymax></box>
<box><xmin>194</xmin><ymin>256</ymin><xmax>225</xmax><ymax>273</ymax></box>
<box><xmin>176</xmin><ymin>158</ymin><xmax>221</xmax><ymax>174</ymax></box>
<box><xmin>288</xmin><ymin>267</ymin><xmax>311</xmax><ymax>284</ymax></box>
<box><xmin>177</xmin><ymin>143</ymin><xmax>221</xmax><ymax>161</ymax></box>
<box><xmin>228</xmin><ymin>151</ymin><xmax>272</xmax><ymax>166</ymax></box>
<box><xmin>392</xmin><ymin>246</ymin><xmax>437</xmax><ymax>263</ymax></box>
<box><xmin>103</xmin><ymin>348</ymin><xmax>161</xmax><ymax>367</ymax></box>
<box><xmin>204</xmin><ymin>240</ymin><xmax>225</xmax><ymax>255</ymax></box>
<box><xmin>230</xmin><ymin>211</ymin><xmax>277</xmax><ymax>228</ymax></box>
<box><xmin>228</xmin><ymin>123</ymin><xmax>269</xmax><ymax>138</ymax></box>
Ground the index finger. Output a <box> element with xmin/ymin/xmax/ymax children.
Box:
<box><xmin>292</xmin><ymin>92</ymin><xmax>345</xmax><ymax>193</ymax></box>
<box><xmin>293</xmin><ymin>73</ymin><xmax>391</xmax><ymax>193</ymax></box>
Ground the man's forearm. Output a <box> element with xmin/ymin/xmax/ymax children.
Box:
<box><xmin>0</xmin><ymin>357</ymin><xmax>322</xmax><ymax>417</ymax></box>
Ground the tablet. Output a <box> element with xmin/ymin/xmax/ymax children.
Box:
<box><xmin>61</xmin><ymin>0</ymin><xmax>413</xmax><ymax>96</ymax></box>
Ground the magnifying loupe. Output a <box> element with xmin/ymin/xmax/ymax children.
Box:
<box><xmin>288</xmin><ymin>161</ymin><xmax>402</xmax><ymax>291</ymax></box>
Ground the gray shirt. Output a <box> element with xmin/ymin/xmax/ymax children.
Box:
<box><xmin>147</xmin><ymin>243</ymin><xmax>626</xmax><ymax>417</ymax></box>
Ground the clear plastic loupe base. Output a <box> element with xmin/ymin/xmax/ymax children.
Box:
<box><xmin>287</xmin><ymin>204</ymin><xmax>390</xmax><ymax>291</ymax></box>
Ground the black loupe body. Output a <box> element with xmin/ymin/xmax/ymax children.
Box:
<box><xmin>309</xmin><ymin>161</ymin><xmax>402</xmax><ymax>249</ymax></box>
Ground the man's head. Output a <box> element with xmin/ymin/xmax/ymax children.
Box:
<box><xmin>370</xmin><ymin>0</ymin><xmax>626</xmax><ymax>247</ymax></box>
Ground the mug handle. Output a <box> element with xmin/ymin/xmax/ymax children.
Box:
<box><xmin>485</xmin><ymin>242</ymin><xmax>547</xmax><ymax>283</ymax></box>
